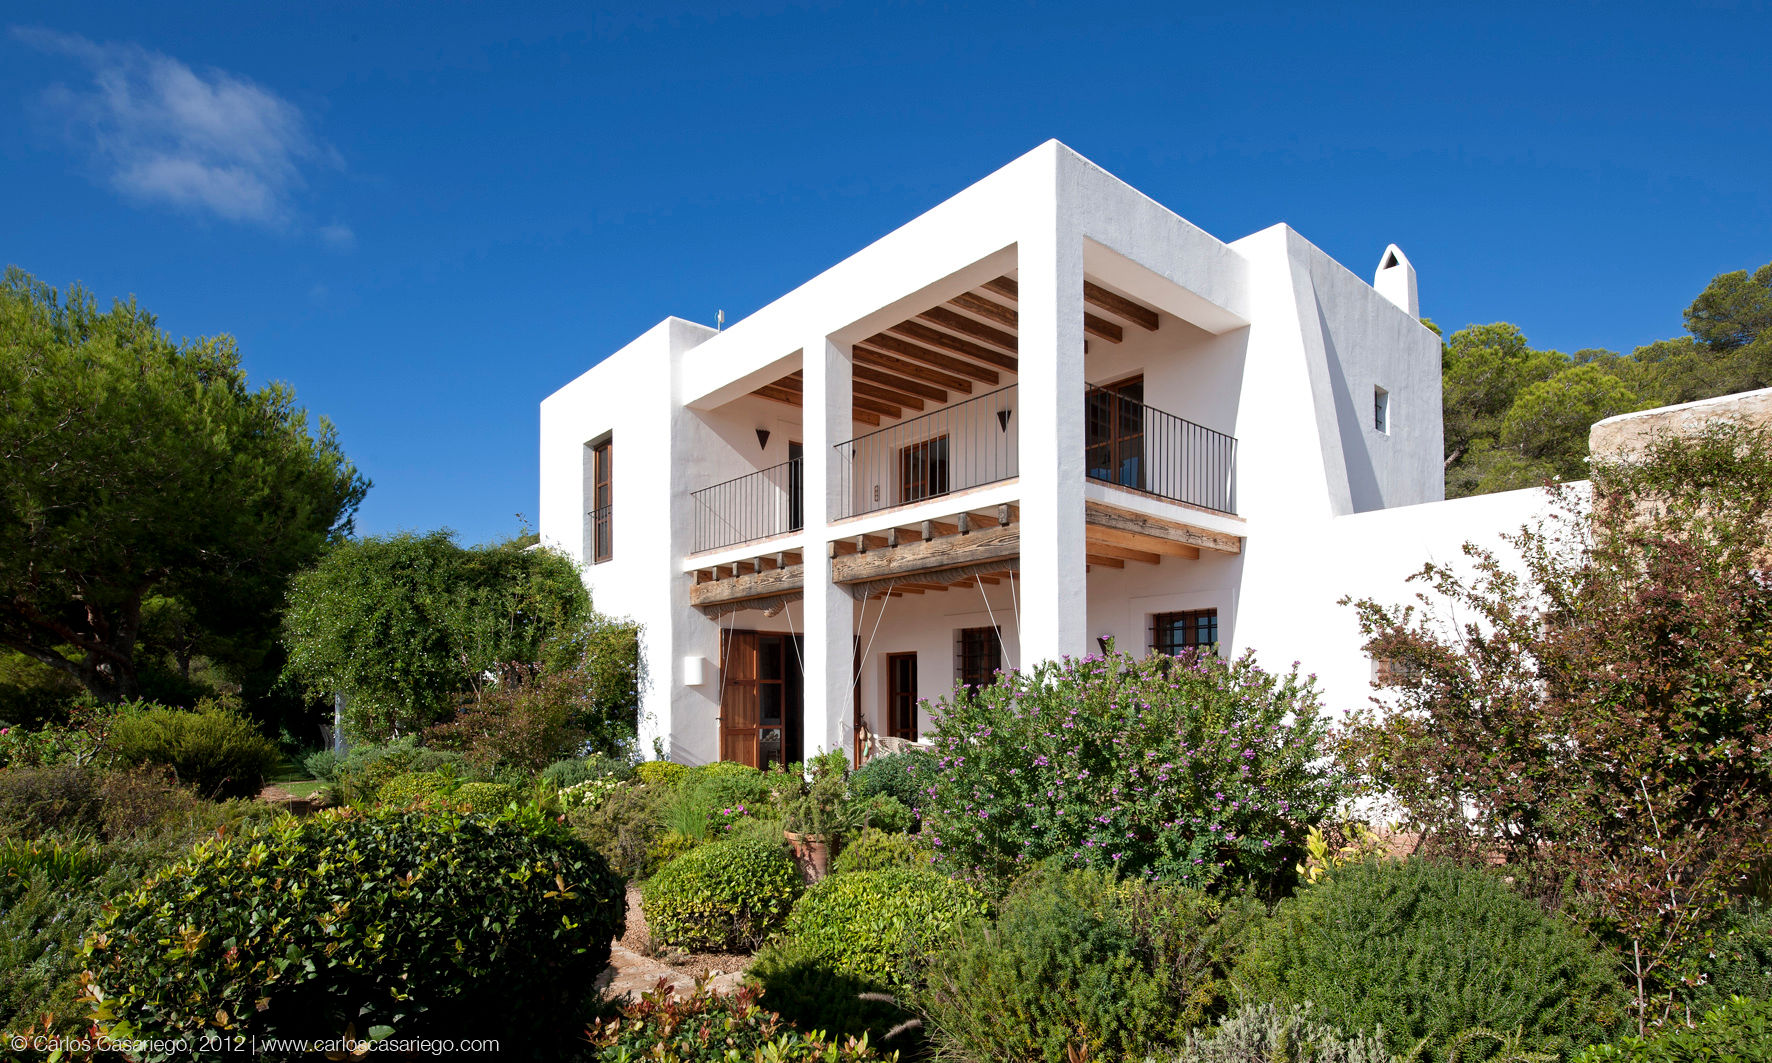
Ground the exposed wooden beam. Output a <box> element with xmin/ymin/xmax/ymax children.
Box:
<box><xmin>688</xmin><ymin>563</ymin><xmax>805</xmax><ymax>609</ymax></box>
<box><xmin>1084</xmin><ymin>313</ymin><xmax>1123</xmax><ymax>343</ymax></box>
<box><xmin>1084</xmin><ymin>281</ymin><xmax>1159</xmax><ymax>330</ymax></box>
<box><xmin>854</xmin><ymin>394</ymin><xmax>902</xmax><ymax>419</ymax></box>
<box><xmin>917</xmin><ymin>307</ymin><xmax>1018</xmax><ymax>356</ymax></box>
<box><xmin>1083</xmin><ymin>540</ymin><xmax>1163</xmax><ymax>565</ymax></box>
<box><xmin>854</xmin><ymin>379</ymin><xmax>924</xmax><ymax>411</ymax></box>
<box><xmin>1085</xmin><ymin>554</ymin><xmax>1126</xmax><ymax>568</ymax></box>
<box><xmin>831</xmin><ymin>522</ymin><xmax>1020</xmax><ymax>585</ymax></box>
<box><xmin>893</xmin><ymin>581</ymin><xmax>949</xmax><ymax>592</ymax></box>
<box><xmin>987</xmin><ymin>275</ymin><xmax>1160</xmax><ymax>332</ymax></box>
<box><xmin>1086</xmin><ymin>523</ymin><xmax>1201</xmax><ymax>560</ymax></box>
<box><xmin>754</xmin><ymin>384</ymin><xmax>802</xmax><ymax>407</ymax></box>
<box><xmin>854</xmin><ymin>363</ymin><xmax>946</xmax><ymax>403</ymax></box>
<box><xmin>861</xmin><ymin>333</ymin><xmax>1001</xmax><ymax>384</ymax></box>
<box><xmin>983</xmin><ymin>275</ymin><xmax>1019</xmax><ymax>301</ymax></box>
<box><xmin>851</xmin><ymin>408</ymin><xmax>881</xmax><ymax>427</ymax></box>
<box><xmin>853</xmin><ymin>346</ymin><xmax>974</xmax><ymax>394</ymax></box>
<box><xmin>1084</xmin><ymin>499</ymin><xmax>1241</xmax><ymax>555</ymax></box>
<box><xmin>950</xmin><ymin>291</ymin><xmax>1017</xmax><ymax>329</ymax></box>
<box><xmin>889</xmin><ymin>320</ymin><xmax>1018</xmax><ymax>373</ymax></box>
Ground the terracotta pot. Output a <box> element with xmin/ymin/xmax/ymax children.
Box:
<box><xmin>784</xmin><ymin>830</ymin><xmax>835</xmax><ymax>883</ymax></box>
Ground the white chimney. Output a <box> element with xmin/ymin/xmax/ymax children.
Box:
<box><xmin>1373</xmin><ymin>244</ymin><xmax>1419</xmax><ymax>318</ymax></box>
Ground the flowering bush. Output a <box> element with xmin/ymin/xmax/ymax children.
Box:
<box><xmin>711</xmin><ymin>802</ymin><xmax>755</xmax><ymax>835</ymax></box>
<box><xmin>920</xmin><ymin>649</ymin><xmax>1341</xmax><ymax>889</ymax></box>
<box><xmin>560</xmin><ymin>774</ymin><xmax>625</xmax><ymax>811</ymax></box>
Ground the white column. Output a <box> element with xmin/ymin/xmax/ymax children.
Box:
<box><xmin>1016</xmin><ymin>218</ymin><xmax>1089</xmax><ymax>666</ymax></box>
<box><xmin>800</xmin><ymin>336</ymin><xmax>855</xmax><ymax>763</ymax></box>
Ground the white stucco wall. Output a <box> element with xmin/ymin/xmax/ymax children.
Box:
<box><xmin>539</xmin><ymin>139</ymin><xmax>1505</xmax><ymax>763</ymax></box>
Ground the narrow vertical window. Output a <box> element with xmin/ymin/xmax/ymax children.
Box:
<box><xmin>590</xmin><ymin>438</ymin><xmax>613</xmax><ymax>563</ymax></box>
<box><xmin>955</xmin><ymin>626</ymin><xmax>1002</xmax><ymax>693</ymax></box>
<box><xmin>1373</xmin><ymin>387</ymin><xmax>1390</xmax><ymax>434</ymax></box>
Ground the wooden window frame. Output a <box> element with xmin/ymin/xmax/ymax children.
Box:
<box><xmin>954</xmin><ymin>626</ymin><xmax>1002</xmax><ymax>694</ymax></box>
<box><xmin>898</xmin><ymin>434</ymin><xmax>950</xmax><ymax>506</ymax></box>
<box><xmin>590</xmin><ymin>438</ymin><xmax>613</xmax><ymax>563</ymax></box>
<box><xmin>1150</xmin><ymin>608</ymin><xmax>1219</xmax><ymax>656</ymax></box>
<box><xmin>1085</xmin><ymin>375</ymin><xmax>1146</xmax><ymax>490</ymax></box>
<box><xmin>886</xmin><ymin>653</ymin><xmax>919</xmax><ymax>741</ymax></box>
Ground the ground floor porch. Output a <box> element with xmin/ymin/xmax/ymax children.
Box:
<box><xmin>677</xmin><ymin>494</ymin><xmax>1245</xmax><ymax>767</ymax></box>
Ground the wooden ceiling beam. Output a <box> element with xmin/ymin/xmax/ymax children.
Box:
<box><xmin>1084</xmin><ymin>281</ymin><xmax>1159</xmax><ymax>330</ymax></box>
<box><xmin>862</xmin><ymin>333</ymin><xmax>1001</xmax><ymax>384</ymax></box>
<box><xmin>853</xmin><ymin>394</ymin><xmax>901</xmax><ymax>419</ymax></box>
<box><xmin>1085</xmin><ymin>554</ymin><xmax>1126</xmax><ymax>569</ymax></box>
<box><xmin>1082</xmin><ymin>540</ymin><xmax>1163</xmax><ymax>565</ymax></box>
<box><xmin>754</xmin><ymin>384</ymin><xmax>802</xmax><ymax>407</ymax></box>
<box><xmin>886</xmin><ymin>321</ymin><xmax>1016</xmax><ymax>374</ymax></box>
<box><xmin>853</xmin><ymin>346</ymin><xmax>973</xmax><ymax>394</ymax></box>
<box><xmin>1084</xmin><ymin>312</ymin><xmax>1124</xmax><ymax>344</ymax></box>
<box><xmin>918</xmin><ymin>306</ymin><xmax>1019</xmax><ymax>356</ymax></box>
<box><xmin>986</xmin><ymin>274</ymin><xmax>1160</xmax><ymax>332</ymax></box>
<box><xmin>854</xmin><ymin>379</ymin><xmax>924</xmax><ymax>412</ymax></box>
<box><xmin>949</xmin><ymin>291</ymin><xmax>1018</xmax><ymax>329</ymax></box>
<box><xmin>854</xmin><ymin>363</ymin><xmax>946</xmax><ymax>403</ymax></box>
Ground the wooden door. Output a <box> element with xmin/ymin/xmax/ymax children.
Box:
<box><xmin>720</xmin><ymin>631</ymin><xmax>803</xmax><ymax>769</ymax></box>
<box><xmin>1085</xmin><ymin>376</ymin><xmax>1145</xmax><ymax>490</ymax></box>
<box><xmin>720</xmin><ymin>631</ymin><xmax>760</xmax><ymax>766</ymax></box>
<box><xmin>887</xmin><ymin>653</ymin><xmax>919</xmax><ymax>740</ymax></box>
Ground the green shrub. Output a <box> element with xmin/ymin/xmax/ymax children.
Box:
<box><xmin>746</xmin><ymin>943</ymin><xmax>922</xmax><ymax>1056</ymax></box>
<box><xmin>455</xmin><ymin>780</ymin><xmax>519</xmax><ymax>810</ymax></box>
<box><xmin>85</xmin><ymin>804</ymin><xmax>624</xmax><ymax>1056</ymax></box>
<box><xmin>540</xmin><ymin>757</ymin><xmax>598</xmax><ymax>788</ymax></box>
<box><xmin>642</xmin><ymin>835</ymin><xmax>801</xmax><ymax>951</ymax></box>
<box><xmin>636</xmin><ymin>760</ymin><xmax>690</xmax><ymax>788</ymax></box>
<box><xmin>376</xmin><ymin>769</ymin><xmax>457</xmax><ymax>806</ymax></box>
<box><xmin>0</xmin><ymin>836</ymin><xmax>105</xmax><ymax>906</ymax></box>
<box><xmin>832</xmin><ymin>828</ymin><xmax>929</xmax><ymax>875</ymax></box>
<box><xmin>919</xmin><ymin>865</ymin><xmax>1257</xmax><ymax>1063</ymax></box>
<box><xmin>586</xmin><ymin>977</ymin><xmax>891</xmax><ymax>1062</ymax></box>
<box><xmin>1237</xmin><ymin>859</ymin><xmax>1626</xmax><ymax>1062</ymax></box>
<box><xmin>569</xmin><ymin>779</ymin><xmax>670</xmax><ymax>878</ymax></box>
<box><xmin>328</xmin><ymin>735</ymin><xmax>465</xmax><ymax>804</ymax></box>
<box><xmin>701</xmin><ymin>760</ymin><xmax>764</xmax><ymax>781</ymax></box>
<box><xmin>1675</xmin><ymin>901</ymin><xmax>1772</xmax><ymax>1011</ymax></box>
<box><xmin>850</xmin><ymin>749</ymin><xmax>933</xmax><ymax>809</ymax></box>
<box><xmin>1167</xmin><ymin>1001</ymin><xmax>1393</xmax><ymax>1063</ymax></box>
<box><xmin>0</xmin><ymin>798</ymin><xmax>283</xmax><ymax>1037</ymax></box>
<box><xmin>1573</xmin><ymin>997</ymin><xmax>1772</xmax><ymax>1062</ymax></box>
<box><xmin>106</xmin><ymin>703</ymin><xmax>279</xmax><ymax>798</ymax></box>
<box><xmin>301</xmin><ymin>747</ymin><xmax>341</xmax><ymax>785</ymax></box>
<box><xmin>778</xmin><ymin>867</ymin><xmax>987</xmax><ymax>986</ymax></box>
<box><xmin>0</xmin><ymin>764</ymin><xmax>105</xmax><ymax>838</ymax></box>
<box><xmin>922</xmin><ymin>650</ymin><xmax>1340</xmax><ymax>890</ymax></box>
<box><xmin>851</xmin><ymin>792</ymin><xmax>914</xmax><ymax>834</ymax></box>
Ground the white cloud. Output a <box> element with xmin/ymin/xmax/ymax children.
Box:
<box><xmin>15</xmin><ymin>27</ymin><xmax>343</xmax><ymax>228</ymax></box>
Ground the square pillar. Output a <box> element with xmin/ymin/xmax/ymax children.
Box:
<box><xmin>800</xmin><ymin>336</ymin><xmax>855</xmax><ymax>763</ymax></box>
<box><xmin>1016</xmin><ymin>222</ymin><xmax>1089</xmax><ymax>666</ymax></box>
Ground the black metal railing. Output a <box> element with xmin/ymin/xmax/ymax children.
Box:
<box><xmin>1084</xmin><ymin>385</ymin><xmax>1237</xmax><ymax>514</ymax></box>
<box><xmin>689</xmin><ymin>457</ymin><xmax>803</xmax><ymax>553</ymax></box>
<box><xmin>832</xmin><ymin>385</ymin><xmax>1018</xmax><ymax>520</ymax></box>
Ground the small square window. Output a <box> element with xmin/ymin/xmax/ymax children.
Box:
<box><xmin>1373</xmin><ymin>387</ymin><xmax>1390</xmax><ymax>435</ymax></box>
<box><xmin>1150</xmin><ymin>609</ymin><xmax>1218</xmax><ymax>656</ymax></box>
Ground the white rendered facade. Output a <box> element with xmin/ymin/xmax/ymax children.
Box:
<box><xmin>539</xmin><ymin>141</ymin><xmax>1549</xmax><ymax>765</ymax></box>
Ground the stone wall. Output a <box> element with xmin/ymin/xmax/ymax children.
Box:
<box><xmin>1589</xmin><ymin>386</ymin><xmax>1772</xmax><ymax>461</ymax></box>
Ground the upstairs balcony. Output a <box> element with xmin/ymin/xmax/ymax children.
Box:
<box><xmin>689</xmin><ymin>384</ymin><xmax>1236</xmax><ymax>554</ymax></box>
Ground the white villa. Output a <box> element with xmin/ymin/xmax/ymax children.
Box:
<box><xmin>539</xmin><ymin>141</ymin><xmax>1547</xmax><ymax>767</ymax></box>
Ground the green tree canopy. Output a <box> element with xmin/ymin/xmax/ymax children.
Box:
<box><xmin>0</xmin><ymin>268</ymin><xmax>368</xmax><ymax>704</ymax></box>
<box><xmin>1443</xmin><ymin>259</ymin><xmax>1772</xmax><ymax>497</ymax></box>
<box><xmin>281</xmin><ymin>531</ymin><xmax>601</xmax><ymax>739</ymax></box>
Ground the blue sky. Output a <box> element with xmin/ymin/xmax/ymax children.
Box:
<box><xmin>4</xmin><ymin>2</ymin><xmax>1768</xmax><ymax>545</ymax></box>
